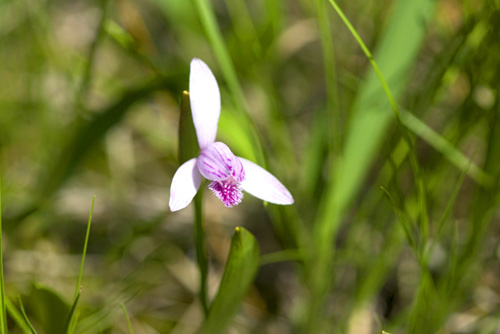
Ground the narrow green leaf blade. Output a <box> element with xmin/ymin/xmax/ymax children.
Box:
<box><xmin>25</xmin><ymin>284</ymin><xmax>70</xmax><ymax>334</ymax></box>
<box><xmin>203</xmin><ymin>227</ymin><xmax>260</xmax><ymax>334</ymax></box>
<box><xmin>178</xmin><ymin>91</ymin><xmax>200</xmax><ymax>164</ymax></box>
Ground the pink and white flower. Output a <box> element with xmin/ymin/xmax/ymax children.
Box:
<box><xmin>169</xmin><ymin>58</ymin><xmax>294</xmax><ymax>211</ymax></box>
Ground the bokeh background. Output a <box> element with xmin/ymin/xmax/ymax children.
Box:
<box><xmin>0</xmin><ymin>0</ymin><xmax>499</xmax><ymax>333</ymax></box>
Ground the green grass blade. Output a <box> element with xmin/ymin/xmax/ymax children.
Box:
<box><xmin>203</xmin><ymin>227</ymin><xmax>260</xmax><ymax>334</ymax></box>
<box><xmin>74</xmin><ymin>196</ymin><xmax>95</xmax><ymax>299</ymax></box>
<box><xmin>27</xmin><ymin>284</ymin><xmax>70</xmax><ymax>334</ymax></box>
<box><xmin>400</xmin><ymin>109</ymin><xmax>491</xmax><ymax>186</ymax></box>
<box><xmin>17</xmin><ymin>296</ymin><xmax>38</xmax><ymax>334</ymax></box>
<box><xmin>6</xmin><ymin>297</ymin><xmax>34</xmax><ymax>334</ymax></box>
<box><xmin>0</xmin><ymin>157</ymin><xmax>7</xmax><ymax>334</ymax></box>
<box><xmin>178</xmin><ymin>91</ymin><xmax>200</xmax><ymax>164</ymax></box>
<box><xmin>315</xmin><ymin>0</ymin><xmax>340</xmax><ymax>156</ymax></box>
<box><xmin>408</xmin><ymin>271</ymin><xmax>442</xmax><ymax>334</ymax></box>
<box><xmin>425</xmin><ymin>162</ymin><xmax>470</xmax><ymax>264</ymax></box>
<box><xmin>76</xmin><ymin>0</ymin><xmax>109</xmax><ymax>109</ymax></box>
<box><xmin>380</xmin><ymin>187</ymin><xmax>417</xmax><ymax>252</ymax></box>
<box><xmin>259</xmin><ymin>249</ymin><xmax>305</xmax><ymax>266</ymax></box>
<box><xmin>121</xmin><ymin>303</ymin><xmax>135</xmax><ymax>334</ymax></box>
<box><xmin>65</xmin><ymin>292</ymin><xmax>80</xmax><ymax>334</ymax></box>
<box><xmin>66</xmin><ymin>196</ymin><xmax>95</xmax><ymax>333</ymax></box>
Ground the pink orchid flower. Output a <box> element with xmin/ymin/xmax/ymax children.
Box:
<box><xmin>169</xmin><ymin>58</ymin><xmax>294</xmax><ymax>211</ymax></box>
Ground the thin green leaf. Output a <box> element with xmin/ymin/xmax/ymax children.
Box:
<box><xmin>26</xmin><ymin>284</ymin><xmax>70</xmax><ymax>334</ymax></box>
<box><xmin>121</xmin><ymin>303</ymin><xmax>135</xmax><ymax>334</ymax></box>
<box><xmin>6</xmin><ymin>297</ymin><xmax>34</xmax><ymax>334</ymax></box>
<box><xmin>178</xmin><ymin>91</ymin><xmax>200</xmax><ymax>164</ymax></box>
<box><xmin>203</xmin><ymin>227</ymin><xmax>260</xmax><ymax>334</ymax></box>
<box><xmin>400</xmin><ymin>110</ymin><xmax>491</xmax><ymax>187</ymax></box>
<box><xmin>65</xmin><ymin>293</ymin><xmax>80</xmax><ymax>334</ymax></box>
<box><xmin>0</xmin><ymin>157</ymin><xmax>6</xmax><ymax>334</ymax></box>
<box><xmin>18</xmin><ymin>296</ymin><xmax>38</xmax><ymax>334</ymax></box>
<box><xmin>66</xmin><ymin>196</ymin><xmax>95</xmax><ymax>333</ymax></box>
<box><xmin>75</xmin><ymin>196</ymin><xmax>95</xmax><ymax>300</ymax></box>
<box><xmin>424</xmin><ymin>162</ymin><xmax>470</xmax><ymax>264</ymax></box>
<box><xmin>315</xmin><ymin>0</ymin><xmax>340</xmax><ymax>156</ymax></box>
<box><xmin>260</xmin><ymin>249</ymin><xmax>305</xmax><ymax>266</ymax></box>
<box><xmin>380</xmin><ymin>187</ymin><xmax>417</xmax><ymax>252</ymax></box>
<box><xmin>77</xmin><ymin>0</ymin><xmax>110</xmax><ymax>109</ymax></box>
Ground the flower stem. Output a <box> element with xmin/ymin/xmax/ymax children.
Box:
<box><xmin>194</xmin><ymin>187</ymin><xmax>209</xmax><ymax>316</ymax></box>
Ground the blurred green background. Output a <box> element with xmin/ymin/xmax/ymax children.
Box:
<box><xmin>0</xmin><ymin>0</ymin><xmax>500</xmax><ymax>333</ymax></box>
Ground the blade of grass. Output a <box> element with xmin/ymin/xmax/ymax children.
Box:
<box><xmin>424</xmin><ymin>161</ymin><xmax>470</xmax><ymax>264</ymax></box>
<box><xmin>65</xmin><ymin>196</ymin><xmax>95</xmax><ymax>333</ymax></box>
<box><xmin>315</xmin><ymin>0</ymin><xmax>340</xmax><ymax>157</ymax></box>
<box><xmin>400</xmin><ymin>110</ymin><xmax>491</xmax><ymax>187</ymax></box>
<box><xmin>121</xmin><ymin>303</ymin><xmax>135</xmax><ymax>334</ymax></box>
<box><xmin>74</xmin><ymin>196</ymin><xmax>95</xmax><ymax>300</ymax></box>
<box><xmin>65</xmin><ymin>293</ymin><xmax>80</xmax><ymax>334</ymax></box>
<box><xmin>6</xmin><ymin>297</ymin><xmax>34</xmax><ymax>334</ymax></box>
<box><xmin>380</xmin><ymin>187</ymin><xmax>417</xmax><ymax>252</ymax></box>
<box><xmin>260</xmin><ymin>249</ymin><xmax>305</xmax><ymax>266</ymax></box>
<box><xmin>203</xmin><ymin>227</ymin><xmax>260</xmax><ymax>334</ymax></box>
<box><xmin>76</xmin><ymin>0</ymin><xmax>110</xmax><ymax>109</ymax></box>
<box><xmin>0</xmin><ymin>156</ymin><xmax>7</xmax><ymax>334</ymax></box>
<box><xmin>18</xmin><ymin>296</ymin><xmax>38</xmax><ymax>334</ymax></box>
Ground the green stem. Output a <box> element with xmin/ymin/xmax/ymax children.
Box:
<box><xmin>194</xmin><ymin>188</ymin><xmax>209</xmax><ymax>316</ymax></box>
<box><xmin>121</xmin><ymin>303</ymin><xmax>135</xmax><ymax>334</ymax></box>
<box><xmin>75</xmin><ymin>196</ymin><xmax>95</xmax><ymax>300</ymax></box>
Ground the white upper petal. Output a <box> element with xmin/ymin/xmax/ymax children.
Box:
<box><xmin>189</xmin><ymin>58</ymin><xmax>221</xmax><ymax>150</ymax></box>
<box><xmin>169</xmin><ymin>158</ymin><xmax>202</xmax><ymax>212</ymax></box>
<box><xmin>238</xmin><ymin>157</ymin><xmax>294</xmax><ymax>205</ymax></box>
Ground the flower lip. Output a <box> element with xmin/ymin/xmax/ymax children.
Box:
<box><xmin>209</xmin><ymin>179</ymin><xmax>243</xmax><ymax>208</ymax></box>
<box><xmin>197</xmin><ymin>142</ymin><xmax>245</xmax><ymax>183</ymax></box>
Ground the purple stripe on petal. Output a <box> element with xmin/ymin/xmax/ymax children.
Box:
<box><xmin>209</xmin><ymin>180</ymin><xmax>243</xmax><ymax>208</ymax></box>
<box><xmin>197</xmin><ymin>142</ymin><xmax>245</xmax><ymax>182</ymax></box>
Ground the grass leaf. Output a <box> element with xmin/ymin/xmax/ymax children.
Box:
<box><xmin>18</xmin><ymin>296</ymin><xmax>38</xmax><ymax>334</ymax></box>
<box><xmin>121</xmin><ymin>303</ymin><xmax>135</xmax><ymax>334</ymax></box>
<box><xmin>203</xmin><ymin>227</ymin><xmax>260</xmax><ymax>334</ymax></box>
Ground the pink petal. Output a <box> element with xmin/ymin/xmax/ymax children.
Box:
<box><xmin>197</xmin><ymin>142</ymin><xmax>245</xmax><ymax>182</ymax></box>
<box><xmin>189</xmin><ymin>58</ymin><xmax>221</xmax><ymax>150</ymax></box>
<box><xmin>169</xmin><ymin>158</ymin><xmax>202</xmax><ymax>212</ymax></box>
<box><xmin>238</xmin><ymin>157</ymin><xmax>294</xmax><ymax>205</ymax></box>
